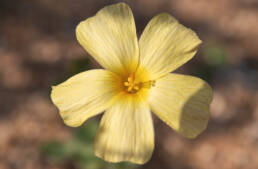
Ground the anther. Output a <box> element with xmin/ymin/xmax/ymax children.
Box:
<box><xmin>127</xmin><ymin>86</ymin><xmax>133</xmax><ymax>92</ymax></box>
<box><xmin>124</xmin><ymin>82</ymin><xmax>130</xmax><ymax>86</ymax></box>
<box><xmin>128</xmin><ymin>74</ymin><xmax>134</xmax><ymax>82</ymax></box>
<box><xmin>124</xmin><ymin>74</ymin><xmax>140</xmax><ymax>93</ymax></box>
<box><xmin>133</xmin><ymin>86</ymin><xmax>139</xmax><ymax>90</ymax></box>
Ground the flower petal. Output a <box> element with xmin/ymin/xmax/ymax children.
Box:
<box><xmin>76</xmin><ymin>3</ymin><xmax>139</xmax><ymax>76</ymax></box>
<box><xmin>148</xmin><ymin>73</ymin><xmax>212</xmax><ymax>138</ymax></box>
<box><xmin>51</xmin><ymin>69</ymin><xmax>119</xmax><ymax>127</ymax></box>
<box><xmin>94</xmin><ymin>94</ymin><xmax>154</xmax><ymax>164</ymax></box>
<box><xmin>138</xmin><ymin>13</ymin><xmax>202</xmax><ymax>79</ymax></box>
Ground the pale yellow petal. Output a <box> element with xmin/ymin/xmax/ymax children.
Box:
<box><xmin>51</xmin><ymin>69</ymin><xmax>119</xmax><ymax>127</ymax></box>
<box><xmin>94</xmin><ymin>94</ymin><xmax>154</xmax><ymax>164</ymax></box>
<box><xmin>138</xmin><ymin>13</ymin><xmax>202</xmax><ymax>79</ymax></box>
<box><xmin>148</xmin><ymin>74</ymin><xmax>212</xmax><ymax>138</ymax></box>
<box><xmin>76</xmin><ymin>3</ymin><xmax>139</xmax><ymax>76</ymax></box>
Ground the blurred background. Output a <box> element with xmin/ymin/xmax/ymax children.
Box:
<box><xmin>1</xmin><ymin>0</ymin><xmax>258</xmax><ymax>169</ymax></box>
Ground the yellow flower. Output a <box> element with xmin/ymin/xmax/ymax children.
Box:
<box><xmin>51</xmin><ymin>2</ymin><xmax>212</xmax><ymax>164</ymax></box>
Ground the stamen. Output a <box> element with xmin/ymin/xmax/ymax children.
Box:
<box><xmin>141</xmin><ymin>80</ymin><xmax>155</xmax><ymax>88</ymax></box>
<box><xmin>124</xmin><ymin>82</ymin><xmax>130</xmax><ymax>86</ymax></box>
<box><xmin>123</xmin><ymin>74</ymin><xmax>154</xmax><ymax>93</ymax></box>
<box><xmin>127</xmin><ymin>86</ymin><xmax>133</xmax><ymax>92</ymax></box>
<box><xmin>128</xmin><ymin>74</ymin><xmax>134</xmax><ymax>82</ymax></box>
<box><xmin>151</xmin><ymin>81</ymin><xmax>156</xmax><ymax>87</ymax></box>
<box><xmin>133</xmin><ymin>86</ymin><xmax>139</xmax><ymax>90</ymax></box>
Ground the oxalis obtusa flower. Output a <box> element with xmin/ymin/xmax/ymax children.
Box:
<box><xmin>51</xmin><ymin>2</ymin><xmax>213</xmax><ymax>164</ymax></box>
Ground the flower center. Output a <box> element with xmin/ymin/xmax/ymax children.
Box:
<box><xmin>123</xmin><ymin>74</ymin><xmax>155</xmax><ymax>94</ymax></box>
<box><xmin>124</xmin><ymin>74</ymin><xmax>140</xmax><ymax>93</ymax></box>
